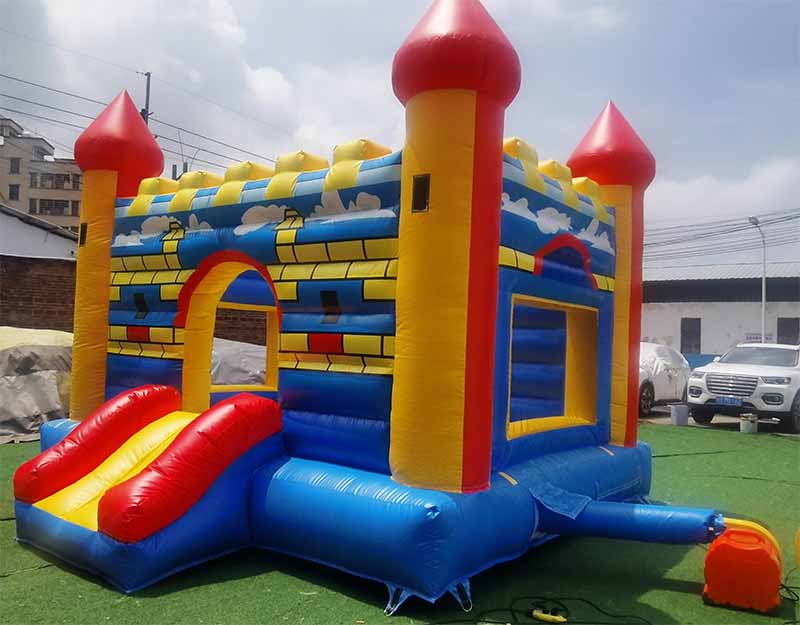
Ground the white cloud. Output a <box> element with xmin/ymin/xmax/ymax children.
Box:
<box><xmin>188</xmin><ymin>214</ymin><xmax>211</xmax><ymax>231</ymax></box>
<box><xmin>577</xmin><ymin>219</ymin><xmax>615</xmax><ymax>255</ymax></box>
<box><xmin>309</xmin><ymin>191</ymin><xmax>382</xmax><ymax>219</ymax></box>
<box><xmin>501</xmin><ymin>193</ymin><xmax>571</xmax><ymax>234</ymax></box>
<box><xmin>233</xmin><ymin>204</ymin><xmax>287</xmax><ymax>235</ymax></box>
<box><xmin>533</xmin><ymin>206</ymin><xmax>572</xmax><ymax>234</ymax></box>
<box><xmin>205</xmin><ymin>0</ymin><xmax>247</xmax><ymax>45</ymax></box>
<box><xmin>140</xmin><ymin>215</ymin><xmax>176</xmax><ymax>235</ymax></box>
<box><xmin>647</xmin><ymin>158</ymin><xmax>800</xmax><ymax>227</ymax></box>
<box><xmin>312</xmin><ymin>208</ymin><xmax>396</xmax><ymax>223</ymax></box>
<box><xmin>113</xmin><ymin>215</ymin><xmax>177</xmax><ymax>246</ymax></box>
<box><xmin>113</xmin><ymin>232</ymin><xmax>147</xmax><ymax>247</ymax></box>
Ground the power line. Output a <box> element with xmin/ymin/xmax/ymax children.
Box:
<box><xmin>0</xmin><ymin>106</ymin><xmax>84</xmax><ymax>130</ymax></box>
<box><xmin>645</xmin><ymin>207</ymin><xmax>799</xmax><ymax>236</ymax></box>
<box><xmin>0</xmin><ymin>26</ymin><xmax>143</xmax><ymax>75</ymax></box>
<box><xmin>0</xmin><ymin>92</ymin><xmax>250</xmax><ymax>165</ymax></box>
<box><xmin>644</xmin><ymin>260</ymin><xmax>800</xmax><ymax>270</ymax></box>
<box><xmin>643</xmin><ymin>237</ymin><xmax>798</xmax><ymax>261</ymax></box>
<box><xmin>0</xmin><ymin>75</ymin><xmax>276</xmax><ymax>163</ymax></box>
<box><xmin>160</xmin><ymin>147</ymin><xmax>225</xmax><ymax>170</ymax></box>
<box><xmin>0</xmin><ymin>92</ymin><xmax>95</xmax><ymax>120</ymax></box>
<box><xmin>645</xmin><ymin>214</ymin><xmax>800</xmax><ymax>249</ymax></box>
<box><xmin>0</xmin><ymin>26</ymin><xmax>290</xmax><ymax>140</ymax></box>
<box><xmin>0</xmin><ymin>72</ymin><xmax>108</xmax><ymax>106</ymax></box>
<box><xmin>0</xmin><ymin>110</ymin><xmax>224</xmax><ymax>170</ymax></box>
<box><xmin>155</xmin><ymin>134</ymin><xmax>244</xmax><ymax>166</ymax></box>
<box><xmin>150</xmin><ymin>117</ymin><xmax>275</xmax><ymax>163</ymax></box>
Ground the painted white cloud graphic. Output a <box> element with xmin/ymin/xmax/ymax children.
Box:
<box><xmin>141</xmin><ymin>215</ymin><xmax>175</xmax><ymax>235</ymax></box>
<box><xmin>501</xmin><ymin>193</ymin><xmax>571</xmax><ymax>234</ymax></box>
<box><xmin>577</xmin><ymin>219</ymin><xmax>615</xmax><ymax>255</ymax></box>
<box><xmin>188</xmin><ymin>214</ymin><xmax>211</xmax><ymax>231</ymax></box>
<box><xmin>233</xmin><ymin>204</ymin><xmax>288</xmax><ymax>235</ymax></box>
<box><xmin>113</xmin><ymin>215</ymin><xmax>177</xmax><ymax>247</ymax></box>
<box><xmin>309</xmin><ymin>191</ymin><xmax>386</xmax><ymax>220</ymax></box>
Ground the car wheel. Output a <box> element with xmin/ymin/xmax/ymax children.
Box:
<box><xmin>785</xmin><ymin>392</ymin><xmax>800</xmax><ymax>434</ymax></box>
<box><xmin>690</xmin><ymin>406</ymin><xmax>715</xmax><ymax>424</ymax></box>
<box><xmin>639</xmin><ymin>383</ymin><xmax>655</xmax><ymax>417</ymax></box>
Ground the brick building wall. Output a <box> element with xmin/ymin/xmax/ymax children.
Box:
<box><xmin>214</xmin><ymin>309</ymin><xmax>267</xmax><ymax>346</ymax></box>
<box><xmin>0</xmin><ymin>255</ymin><xmax>76</xmax><ymax>331</ymax></box>
<box><xmin>1</xmin><ymin>254</ymin><xmax>267</xmax><ymax>345</ymax></box>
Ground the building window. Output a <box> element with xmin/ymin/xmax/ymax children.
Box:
<box><xmin>506</xmin><ymin>295</ymin><xmax>598</xmax><ymax>438</ymax></box>
<box><xmin>71</xmin><ymin>200</ymin><xmax>80</xmax><ymax>216</ymax></box>
<box><xmin>38</xmin><ymin>199</ymin><xmax>69</xmax><ymax>215</ymax></box>
<box><xmin>72</xmin><ymin>174</ymin><xmax>81</xmax><ymax>190</ymax></box>
<box><xmin>9</xmin><ymin>184</ymin><xmax>19</xmax><ymax>201</ymax></box>
<box><xmin>9</xmin><ymin>157</ymin><xmax>20</xmax><ymax>174</ymax></box>
<box><xmin>30</xmin><ymin>172</ymin><xmax>38</xmax><ymax>188</ymax></box>
<box><xmin>38</xmin><ymin>173</ymin><xmax>72</xmax><ymax>190</ymax></box>
<box><xmin>777</xmin><ymin>317</ymin><xmax>799</xmax><ymax>345</ymax></box>
<box><xmin>680</xmin><ymin>318</ymin><xmax>701</xmax><ymax>354</ymax></box>
<box><xmin>29</xmin><ymin>198</ymin><xmax>37</xmax><ymax>214</ymax></box>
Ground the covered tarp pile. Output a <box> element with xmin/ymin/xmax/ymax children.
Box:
<box><xmin>0</xmin><ymin>327</ymin><xmax>73</xmax><ymax>443</ymax></box>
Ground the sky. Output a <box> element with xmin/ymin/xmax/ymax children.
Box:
<box><xmin>1</xmin><ymin>0</ymin><xmax>798</xmax><ymax>265</ymax></box>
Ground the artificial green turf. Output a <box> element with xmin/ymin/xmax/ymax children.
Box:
<box><xmin>1</xmin><ymin>423</ymin><xmax>797</xmax><ymax>625</ymax></box>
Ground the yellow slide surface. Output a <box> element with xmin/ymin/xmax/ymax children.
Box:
<box><xmin>36</xmin><ymin>411</ymin><xmax>197</xmax><ymax>531</ymax></box>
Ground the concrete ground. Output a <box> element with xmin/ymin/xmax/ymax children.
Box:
<box><xmin>644</xmin><ymin>405</ymin><xmax>799</xmax><ymax>437</ymax></box>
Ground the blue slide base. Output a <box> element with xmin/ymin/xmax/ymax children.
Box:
<box><xmin>39</xmin><ymin>418</ymin><xmax>79</xmax><ymax>451</ymax></box>
<box><xmin>15</xmin><ymin>434</ymin><xmax>286</xmax><ymax>592</ymax></box>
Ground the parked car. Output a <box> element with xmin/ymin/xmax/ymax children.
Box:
<box><xmin>687</xmin><ymin>343</ymin><xmax>800</xmax><ymax>432</ymax></box>
<box><xmin>638</xmin><ymin>342</ymin><xmax>691</xmax><ymax>417</ymax></box>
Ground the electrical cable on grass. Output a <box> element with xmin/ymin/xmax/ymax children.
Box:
<box><xmin>429</xmin><ymin>596</ymin><xmax>654</xmax><ymax>625</ymax></box>
<box><xmin>0</xmin><ymin>563</ymin><xmax>54</xmax><ymax>578</ymax></box>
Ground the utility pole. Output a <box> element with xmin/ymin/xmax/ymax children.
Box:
<box><xmin>143</xmin><ymin>71</ymin><xmax>152</xmax><ymax>125</ymax></box>
<box><xmin>748</xmin><ymin>216</ymin><xmax>767</xmax><ymax>342</ymax></box>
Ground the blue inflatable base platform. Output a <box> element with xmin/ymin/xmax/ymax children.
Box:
<box><xmin>16</xmin><ymin>438</ymin><xmax>721</xmax><ymax>611</ymax></box>
<box><xmin>249</xmin><ymin>442</ymin><xmax>655</xmax><ymax>605</ymax></box>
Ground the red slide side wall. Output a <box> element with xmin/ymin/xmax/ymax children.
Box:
<box><xmin>14</xmin><ymin>385</ymin><xmax>180</xmax><ymax>504</ymax></box>
<box><xmin>98</xmin><ymin>393</ymin><xmax>282</xmax><ymax>543</ymax></box>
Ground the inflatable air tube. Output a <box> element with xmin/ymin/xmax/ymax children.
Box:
<box><xmin>538</xmin><ymin>500</ymin><xmax>725</xmax><ymax>544</ymax></box>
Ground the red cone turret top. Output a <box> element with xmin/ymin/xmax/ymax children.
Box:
<box><xmin>74</xmin><ymin>91</ymin><xmax>163</xmax><ymax>196</ymax></box>
<box><xmin>392</xmin><ymin>0</ymin><xmax>521</xmax><ymax>106</ymax></box>
<box><xmin>567</xmin><ymin>101</ymin><xmax>655</xmax><ymax>189</ymax></box>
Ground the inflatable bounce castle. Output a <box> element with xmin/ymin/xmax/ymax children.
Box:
<box><xmin>13</xmin><ymin>0</ymin><xmax>783</xmax><ymax>615</ymax></box>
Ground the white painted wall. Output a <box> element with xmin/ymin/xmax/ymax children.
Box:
<box><xmin>642</xmin><ymin>301</ymin><xmax>799</xmax><ymax>354</ymax></box>
<box><xmin>0</xmin><ymin>211</ymin><xmax>76</xmax><ymax>260</ymax></box>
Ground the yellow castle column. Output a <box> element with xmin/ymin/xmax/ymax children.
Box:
<box><xmin>389</xmin><ymin>0</ymin><xmax>521</xmax><ymax>492</ymax></box>
<box><xmin>70</xmin><ymin>91</ymin><xmax>163</xmax><ymax>419</ymax></box>
<box><xmin>567</xmin><ymin>101</ymin><xmax>655</xmax><ymax>446</ymax></box>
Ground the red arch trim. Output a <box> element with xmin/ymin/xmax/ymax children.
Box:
<box><xmin>174</xmin><ymin>250</ymin><xmax>282</xmax><ymax>328</ymax></box>
<box><xmin>532</xmin><ymin>233</ymin><xmax>598</xmax><ymax>290</ymax></box>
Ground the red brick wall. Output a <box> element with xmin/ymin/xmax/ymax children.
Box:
<box><xmin>214</xmin><ymin>308</ymin><xmax>267</xmax><ymax>346</ymax></box>
<box><xmin>0</xmin><ymin>255</ymin><xmax>267</xmax><ymax>345</ymax></box>
<box><xmin>0</xmin><ymin>255</ymin><xmax>76</xmax><ymax>331</ymax></box>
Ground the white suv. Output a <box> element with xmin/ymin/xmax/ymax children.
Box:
<box><xmin>687</xmin><ymin>343</ymin><xmax>800</xmax><ymax>432</ymax></box>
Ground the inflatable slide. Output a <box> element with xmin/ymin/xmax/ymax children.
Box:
<box><xmin>15</xmin><ymin>386</ymin><xmax>284</xmax><ymax>591</ymax></box>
